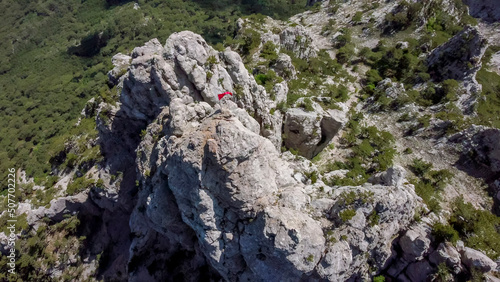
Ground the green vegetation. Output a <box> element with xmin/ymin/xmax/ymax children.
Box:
<box><xmin>435</xmin><ymin>263</ymin><xmax>452</xmax><ymax>282</ymax></box>
<box><xmin>368</xmin><ymin>211</ymin><xmax>380</xmax><ymax>227</ymax></box>
<box><xmin>431</xmin><ymin>197</ymin><xmax>500</xmax><ymax>260</ymax></box>
<box><xmin>260</xmin><ymin>41</ymin><xmax>279</xmax><ymax>65</ymax></box>
<box><xmin>373</xmin><ymin>275</ymin><xmax>385</xmax><ymax>282</ymax></box>
<box><xmin>66</xmin><ymin>176</ymin><xmax>97</xmax><ymax>195</ymax></box>
<box><xmin>298</xmin><ymin>98</ymin><xmax>314</xmax><ymax>112</ymax></box>
<box><xmin>383</xmin><ymin>1</ymin><xmax>423</xmax><ymax>33</ymax></box>
<box><xmin>306</xmin><ymin>254</ymin><xmax>314</xmax><ymax>263</ymax></box>
<box><xmin>339</xmin><ymin>209</ymin><xmax>356</xmax><ymax>222</ymax></box>
<box><xmin>254</xmin><ymin>69</ymin><xmax>283</xmax><ymax>94</ymax></box>
<box><xmin>281</xmin><ymin>49</ymin><xmax>351</xmax><ymax>107</ymax></box>
<box><xmin>432</xmin><ymin>222</ymin><xmax>459</xmax><ymax>244</ymax></box>
<box><xmin>409</xmin><ymin>158</ymin><xmax>453</xmax><ymax>213</ymax></box>
<box><xmin>0</xmin><ymin>214</ymin><xmax>85</xmax><ymax>281</ymax></box>
<box><xmin>449</xmin><ymin>197</ymin><xmax>500</xmax><ymax>259</ymax></box>
<box><xmin>474</xmin><ymin>64</ymin><xmax>500</xmax><ymax>129</ymax></box>
<box><xmin>324</xmin><ymin>112</ymin><xmax>396</xmax><ymax>186</ymax></box>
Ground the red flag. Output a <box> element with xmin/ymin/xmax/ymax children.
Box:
<box><xmin>218</xmin><ymin>91</ymin><xmax>233</xmax><ymax>100</ymax></box>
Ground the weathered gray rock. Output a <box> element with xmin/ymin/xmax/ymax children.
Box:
<box><xmin>406</xmin><ymin>260</ymin><xmax>433</xmax><ymax>282</ymax></box>
<box><xmin>376</xmin><ymin>78</ymin><xmax>405</xmax><ymax>99</ymax></box>
<box><xmin>97</xmin><ymin>27</ymin><xmax>428</xmax><ymax>281</ymax></box>
<box><xmin>429</xmin><ymin>242</ymin><xmax>462</xmax><ymax>274</ymax></box>
<box><xmin>27</xmin><ymin>192</ymin><xmax>99</xmax><ymax>228</ymax></box>
<box><xmin>279</xmin><ymin>26</ymin><xmax>318</xmax><ymax>59</ymax></box>
<box><xmin>369</xmin><ymin>166</ymin><xmax>407</xmax><ymax>187</ymax></box>
<box><xmin>463</xmin><ymin>0</ymin><xmax>500</xmax><ymax>22</ymax></box>
<box><xmin>427</xmin><ymin>26</ymin><xmax>487</xmax><ymax>113</ymax></box>
<box><xmin>450</xmin><ymin>126</ymin><xmax>500</xmax><ymax>172</ymax></box>
<box><xmin>399</xmin><ymin>224</ymin><xmax>432</xmax><ymax>262</ymax></box>
<box><xmin>461</xmin><ymin>247</ymin><xmax>497</xmax><ymax>272</ymax></box>
<box><xmin>108</xmin><ymin>53</ymin><xmax>132</xmax><ymax>86</ymax></box>
<box><xmin>427</xmin><ymin>26</ymin><xmax>487</xmax><ymax>83</ymax></box>
<box><xmin>284</xmin><ymin>99</ymin><xmax>346</xmax><ymax>159</ymax></box>
<box><xmin>273</xmin><ymin>53</ymin><xmax>297</xmax><ymax>80</ymax></box>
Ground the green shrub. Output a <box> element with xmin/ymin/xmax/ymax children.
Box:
<box><xmin>66</xmin><ymin>176</ymin><xmax>96</xmax><ymax>195</ymax></box>
<box><xmin>260</xmin><ymin>41</ymin><xmax>278</xmax><ymax>65</ymax></box>
<box><xmin>432</xmin><ymin>223</ymin><xmax>459</xmax><ymax>244</ymax></box>
<box><xmin>335</xmin><ymin>28</ymin><xmax>351</xmax><ymax>48</ymax></box>
<box><xmin>450</xmin><ymin>197</ymin><xmax>500</xmax><ymax>259</ymax></box>
<box><xmin>254</xmin><ymin>70</ymin><xmax>283</xmax><ymax>93</ymax></box>
<box><xmin>475</xmin><ymin>67</ymin><xmax>500</xmax><ymax>128</ymax></box>
<box><xmin>298</xmin><ymin>98</ymin><xmax>314</xmax><ymax>112</ymax></box>
<box><xmin>65</xmin><ymin>153</ymin><xmax>78</xmax><ymax>169</ymax></box>
<box><xmin>352</xmin><ymin>11</ymin><xmax>363</xmax><ymax>23</ymax></box>
<box><xmin>373</xmin><ymin>275</ymin><xmax>385</xmax><ymax>282</ymax></box>
<box><xmin>410</xmin><ymin>158</ymin><xmax>432</xmax><ymax>177</ymax></box>
<box><xmin>336</xmin><ymin>44</ymin><xmax>355</xmax><ymax>64</ymax></box>
<box><xmin>239</xmin><ymin>28</ymin><xmax>262</xmax><ymax>56</ymax></box>
<box><xmin>368</xmin><ymin>211</ymin><xmax>380</xmax><ymax>227</ymax></box>
<box><xmin>340</xmin><ymin>209</ymin><xmax>356</xmax><ymax>222</ymax></box>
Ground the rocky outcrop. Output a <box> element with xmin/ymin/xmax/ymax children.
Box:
<box><xmin>99</xmin><ymin>31</ymin><xmax>284</xmax><ymax>150</ymax></box>
<box><xmin>279</xmin><ymin>25</ymin><xmax>318</xmax><ymax>59</ymax></box>
<box><xmin>429</xmin><ymin>242</ymin><xmax>463</xmax><ymax>274</ymax></box>
<box><xmin>107</xmin><ymin>53</ymin><xmax>132</xmax><ymax>86</ymax></box>
<box><xmin>427</xmin><ymin>25</ymin><xmax>488</xmax><ymax>108</ymax></box>
<box><xmin>463</xmin><ymin>0</ymin><xmax>500</xmax><ymax>23</ymax></box>
<box><xmin>369</xmin><ymin>165</ymin><xmax>407</xmax><ymax>187</ymax></box>
<box><xmin>376</xmin><ymin>78</ymin><xmax>405</xmax><ymax>99</ymax></box>
<box><xmin>27</xmin><ymin>192</ymin><xmax>99</xmax><ymax>228</ymax></box>
<box><xmin>449</xmin><ymin>126</ymin><xmax>500</xmax><ymax>207</ymax></box>
<box><xmin>284</xmin><ymin>98</ymin><xmax>347</xmax><ymax>159</ymax></box>
<box><xmin>103</xmin><ymin>30</ymin><xmax>426</xmax><ymax>280</ymax></box>
<box><xmin>272</xmin><ymin>53</ymin><xmax>297</xmax><ymax>80</ymax></box>
<box><xmin>461</xmin><ymin>247</ymin><xmax>498</xmax><ymax>272</ymax></box>
<box><xmin>399</xmin><ymin>224</ymin><xmax>432</xmax><ymax>262</ymax></box>
<box><xmin>450</xmin><ymin>126</ymin><xmax>500</xmax><ymax>171</ymax></box>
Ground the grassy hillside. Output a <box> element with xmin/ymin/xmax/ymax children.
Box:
<box><xmin>0</xmin><ymin>0</ymin><xmax>309</xmax><ymax>188</ymax></box>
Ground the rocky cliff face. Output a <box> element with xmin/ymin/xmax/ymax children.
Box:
<box><xmin>6</xmin><ymin>0</ymin><xmax>500</xmax><ymax>281</ymax></box>
<box><xmin>96</xmin><ymin>31</ymin><xmax>424</xmax><ymax>280</ymax></box>
<box><xmin>463</xmin><ymin>0</ymin><xmax>500</xmax><ymax>23</ymax></box>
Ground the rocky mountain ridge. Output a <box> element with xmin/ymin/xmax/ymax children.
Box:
<box><xmin>2</xmin><ymin>0</ymin><xmax>500</xmax><ymax>281</ymax></box>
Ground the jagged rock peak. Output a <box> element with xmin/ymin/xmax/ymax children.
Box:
<box><xmin>102</xmin><ymin>31</ymin><xmax>284</xmax><ymax>149</ymax></box>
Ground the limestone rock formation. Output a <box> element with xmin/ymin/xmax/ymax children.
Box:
<box><xmin>92</xmin><ymin>31</ymin><xmax>426</xmax><ymax>280</ymax></box>
<box><xmin>450</xmin><ymin>126</ymin><xmax>500</xmax><ymax>172</ymax></box>
<box><xmin>284</xmin><ymin>98</ymin><xmax>347</xmax><ymax>159</ymax></box>
<box><xmin>429</xmin><ymin>242</ymin><xmax>463</xmax><ymax>274</ymax></box>
<box><xmin>107</xmin><ymin>53</ymin><xmax>132</xmax><ymax>86</ymax></box>
<box><xmin>461</xmin><ymin>247</ymin><xmax>498</xmax><ymax>272</ymax></box>
<box><xmin>272</xmin><ymin>53</ymin><xmax>298</xmax><ymax>80</ymax></box>
<box><xmin>427</xmin><ymin>25</ymin><xmax>488</xmax><ymax>110</ymax></box>
<box><xmin>463</xmin><ymin>0</ymin><xmax>500</xmax><ymax>22</ymax></box>
<box><xmin>279</xmin><ymin>25</ymin><xmax>318</xmax><ymax>59</ymax></box>
<box><xmin>376</xmin><ymin>78</ymin><xmax>406</xmax><ymax>99</ymax></box>
<box><xmin>399</xmin><ymin>224</ymin><xmax>432</xmax><ymax>262</ymax></box>
<box><xmin>369</xmin><ymin>165</ymin><xmax>407</xmax><ymax>187</ymax></box>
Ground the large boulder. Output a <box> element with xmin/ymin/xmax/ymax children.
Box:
<box><xmin>368</xmin><ymin>165</ymin><xmax>407</xmax><ymax>187</ymax></box>
<box><xmin>449</xmin><ymin>125</ymin><xmax>500</xmax><ymax>199</ymax></box>
<box><xmin>405</xmin><ymin>260</ymin><xmax>433</xmax><ymax>282</ymax></box>
<box><xmin>463</xmin><ymin>0</ymin><xmax>500</xmax><ymax>23</ymax></box>
<box><xmin>272</xmin><ymin>53</ymin><xmax>297</xmax><ymax>80</ymax></box>
<box><xmin>429</xmin><ymin>242</ymin><xmax>463</xmax><ymax>274</ymax></box>
<box><xmin>427</xmin><ymin>26</ymin><xmax>487</xmax><ymax>83</ymax></box>
<box><xmin>284</xmin><ymin>99</ymin><xmax>346</xmax><ymax>159</ymax></box>
<box><xmin>279</xmin><ymin>26</ymin><xmax>318</xmax><ymax>59</ymax></box>
<box><xmin>399</xmin><ymin>224</ymin><xmax>432</xmax><ymax>262</ymax></box>
<box><xmin>427</xmin><ymin>25</ymin><xmax>487</xmax><ymax>111</ymax></box>
<box><xmin>461</xmin><ymin>247</ymin><xmax>498</xmax><ymax>272</ymax></box>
